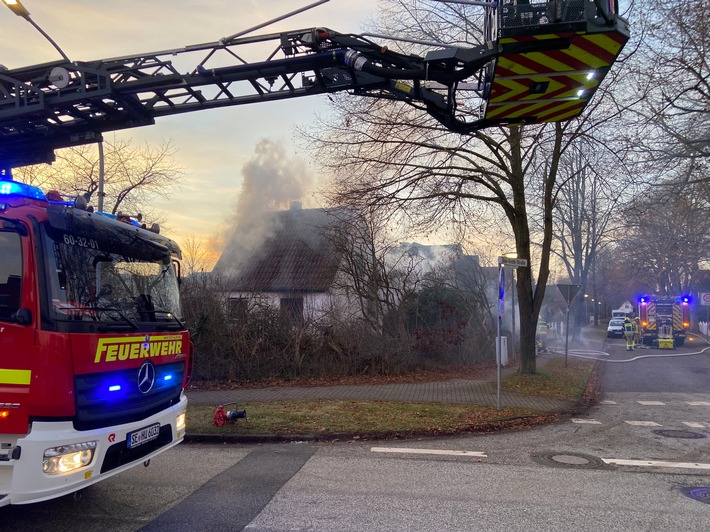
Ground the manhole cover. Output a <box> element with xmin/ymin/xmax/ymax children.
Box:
<box><xmin>531</xmin><ymin>451</ymin><xmax>608</xmax><ymax>470</ymax></box>
<box><xmin>681</xmin><ymin>487</ymin><xmax>710</xmax><ymax>504</ymax></box>
<box><xmin>651</xmin><ymin>429</ymin><xmax>707</xmax><ymax>439</ymax></box>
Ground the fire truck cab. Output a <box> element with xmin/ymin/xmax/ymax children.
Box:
<box><xmin>1</xmin><ymin>178</ymin><xmax>191</xmax><ymax>506</ymax></box>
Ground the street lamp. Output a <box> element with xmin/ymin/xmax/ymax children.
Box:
<box><xmin>584</xmin><ymin>294</ymin><xmax>589</xmax><ymax>325</ymax></box>
<box><xmin>2</xmin><ymin>0</ymin><xmax>28</xmax><ymax>16</ymax></box>
<box><xmin>2</xmin><ymin>1</ymin><xmax>71</xmax><ymax>61</ymax></box>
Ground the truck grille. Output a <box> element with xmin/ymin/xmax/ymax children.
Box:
<box><xmin>74</xmin><ymin>362</ymin><xmax>184</xmax><ymax>431</ymax></box>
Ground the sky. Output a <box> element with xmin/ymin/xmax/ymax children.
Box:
<box><xmin>1</xmin><ymin>0</ymin><xmax>381</xmax><ymax>266</ymax></box>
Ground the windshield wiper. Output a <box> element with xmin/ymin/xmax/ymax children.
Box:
<box><xmin>149</xmin><ymin>309</ymin><xmax>186</xmax><ymax>330</ymax></box>
<box><xmin>90</xmin><ymin>306</ymin><xmax>139</xmax><ymax>331</ymax></box>
<box><xmin>53</xmin><ymin>305</ymin><xmax>139</xmax><ymax>330</ymax></box>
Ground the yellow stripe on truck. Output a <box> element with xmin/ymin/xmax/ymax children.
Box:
<box><xmin>0</xmin><ymin>368</ymin><xmax>31</xmax><ymax>385</ymax></box>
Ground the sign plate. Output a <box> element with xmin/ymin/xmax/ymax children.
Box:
<box><xmin>499</xmin><ymin>257</ymin><xmax>528</xmax><ymax>267</ymax></box>
<box><xmin>700</xmin><ymin>293</ymin><xmax>710</xmax><ymax>306</ymax></box>
<box><xmin>127</xmin><ymin>423</ymin><xmax>160</xmax><ymax>449</ymax></box>
<box><xmin>557</xmin><ymin>284</ymin><xmax>581</xmax><ymax>305</ymax></box>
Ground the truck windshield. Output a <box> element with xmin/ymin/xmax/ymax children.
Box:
<box><xmin>40</xmin><ymin>221</ymin><xmax>182</xmax><ymax>328</ymax></box>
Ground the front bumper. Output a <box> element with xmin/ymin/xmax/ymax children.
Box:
<box><xmin>0</xmin><ymin>393</ymin><xmax>186</xmax><ymax>506</ymax></box>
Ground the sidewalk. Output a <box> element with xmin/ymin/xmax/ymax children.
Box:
<box><xmin>185</xmin><ymin>352</ymin><xmax>576</xmax><ymax>414</ymax></box>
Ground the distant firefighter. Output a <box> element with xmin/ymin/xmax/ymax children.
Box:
<box><xmin>623</xmin><ymin>317</ymin><xmax>635</xmax><ymax>351</ymax></box>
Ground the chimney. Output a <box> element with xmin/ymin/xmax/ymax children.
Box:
<box><xmin>290</xmin><ymin>200</ymin><xmax>302</xmax><ymax>211</ymax></box>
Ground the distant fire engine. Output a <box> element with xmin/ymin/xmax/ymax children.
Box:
<box><xmin>638</xmin><ymin>295</ymin><xmax>691</xmax><ymax>348</ymax></box>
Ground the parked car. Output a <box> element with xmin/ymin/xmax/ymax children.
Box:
<box><xmin>607</xmin><ymin>318</ymin><xmax>625</xmax><ymax>338</ymax></box>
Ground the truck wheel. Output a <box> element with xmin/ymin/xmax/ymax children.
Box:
<box><xmin>675</xmin><ymin>338</ymin><xmax>685</xmax><ymax>347</ymax></box>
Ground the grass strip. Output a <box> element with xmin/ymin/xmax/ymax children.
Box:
<box><xmin>502</xmin><ymin>358</ymin><xmax>595</xmax><ymax>400</ymax></box>
<box><xmin>187</xmin><ymin>401</ymin><xmax>542</xmax><ymax>436</ymax></box>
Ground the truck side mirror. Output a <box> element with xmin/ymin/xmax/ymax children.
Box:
<box><xmin>11</xmin><ymin>308</ymin><xmax>32</xmax><ymax>326</ymax></box>
<box><xmin>173</xmin><ymin>259</ymin><xmax>182</xmax><ymax>285</ymax></box>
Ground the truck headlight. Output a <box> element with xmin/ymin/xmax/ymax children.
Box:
<box><xmin>176</xmin><ymin>411</ymin><xmax>186</xmax><ymax>431</ymax></box>
<box><xmin>43</xmin><ymin>441</ymin><xmax>97</xmax><ymax>475</ymax></box>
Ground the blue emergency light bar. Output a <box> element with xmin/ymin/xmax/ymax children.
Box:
<box><xmin>0</xmin><ymin>179</ymin><xmax>47</xmax><ymax>201</ymax></box>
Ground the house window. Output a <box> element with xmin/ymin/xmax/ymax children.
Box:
<box><xmin>228</xmin><ymin>298</ymin><xmax>248</xmax><ymax>323</ymax></box>
<box><xmin>280</xmin><ymin>297</ymin><xmax>304</xmax><ymax>324</ymax></box>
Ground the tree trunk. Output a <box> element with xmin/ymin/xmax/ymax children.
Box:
<box><xmin>517</xmin><ymin>273</ymin><xmax>538</xmax><ymax>374</ymax></box>
<box><xmin>507</xmin><ymin>124</ymin><xmax>561</xmax><ymax>374</ymax></box>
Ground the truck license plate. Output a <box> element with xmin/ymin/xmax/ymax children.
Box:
<box><xmin>127</xmin><ymin>423</ymin><xmax>160</xmax><ymax>449</ymax></box>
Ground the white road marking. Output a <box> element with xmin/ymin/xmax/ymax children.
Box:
<box><xmin>636</xmin><ymin>401</ymin><xmax>665</xmax><ymax>406</ymax></box>
<box><xmin>681</xmin><ymin>422</ymin><xmax>707</xmax><ymax>428</ymax></box>
<box><xmin>625</xmin><ymin>421</ymin><xmax>662</xmax><ymax>426</ymax></box>
<box><xmin>371</xmin><ymin>447</ymin><xmax>487</xmax><ymax>457</ymax></box>
<box><xmin>600</xmin><ymin>400</ymin><xmax>617</xmax><ymax>405</ymax></box>
<box><xmin>571</xmin><ymin>418</ymin><xmax>602</xmax><ymax>424</ymax></box>
<box><xmin>602</xmin><ymin>458</ymin><xmax>710</xmax><ymax>470</ymax></box>
<box><xmin>685</xmin><ymin>401</ymin><xmax>710</xmax><ymax>406</ymax></box>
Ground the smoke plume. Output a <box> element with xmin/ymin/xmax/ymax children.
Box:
<box><xmin>215</xmin><ymin>138</ymin><xmax>314</xmax><ymax>277</ymax></box>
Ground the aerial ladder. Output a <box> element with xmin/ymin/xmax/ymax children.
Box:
<box><xmin>0</xmin><ymin>0</ymin><xmax>629</xmax><ymax>173</ymax></box>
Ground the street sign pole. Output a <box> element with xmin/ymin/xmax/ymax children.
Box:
<box><xmin>564</xmin><ymin>303</ymin><xmax>570</xmax><ymax>367</ymax></box>
<box><xmin>557</xmin><ymin>284</ymin><xmax>582</xmax><ymax>367</ymax></box>
<box><xmin>496</xmin><ymin>256</ymin><xmax>528</xmax><ymax>410</ymax></box>
<box><xmin>496</xmin><ymin>261</ymin><xmax>504</xmax><ymax>411</ymax></box>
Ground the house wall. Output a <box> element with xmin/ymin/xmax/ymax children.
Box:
<box><xmin>229</xmin><ymin>291</ymin><xmax>339</xmax><ymax>322</ymax></box>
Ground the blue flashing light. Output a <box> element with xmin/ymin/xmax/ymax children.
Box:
<box><xmin>163</xmin><ymin>374</ymin><xmax>173</xmax><ymax>381</ymax></box>
<box><xmin>681</xmin><ymin>295</ymin><xmax>691</xmax><ymax>304</ymax></box>
<box><xmin>0</xmin><ymin>180</ymin><xmax>47</xmax><ymax>201</ymax></box>
<box><xmin>108</xmin><ymin>385</ymin><xmax>122</xmax><ymax>392</ymax></box>
<box><xmin>639</xmin><ymin>296</ymin><xmax>647</xmax><ymax>304</ymax></box>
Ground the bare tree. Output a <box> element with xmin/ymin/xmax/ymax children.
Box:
<box><xmin>180</xmin><ymin>234</ymin><xmax>213</xmax><ymax>276</ymax></box>
<box><xmin>329</xmin><ymin>208</ymin><xmax>425</xmax><ymax>340</ymax></box>
<box><xmin>14</xmin><ymin>136</ymin><xmax>184</xmax><ymax>222</ymax></box>
<box><xmin>615</xmin><ymin>182</ymin><xmax>710</xmax><ymax>295</ymax></box>
<box><xmin>630</xmin><ymin>1</ymin><xmax>710</xmax><ymax>183</ymax></box>
<box><xmin>550</xmin><ymin>137</ymin><xmax>633</xmax><ymax>333</ymax></box>
<box><xmin>310</xmin><ymin>95</ymin><xmax>561</xmax><ymax>372</ymax></box>
<box><xmin>304</xmin><ymin>1</ymin><xmax>631</xmax><ymax>373</ymax></box>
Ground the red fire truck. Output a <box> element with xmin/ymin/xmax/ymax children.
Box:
<box><xmin>1</xmin><ymin>179</ymin><xmax>192</xmax><ymax>505</ymax></box>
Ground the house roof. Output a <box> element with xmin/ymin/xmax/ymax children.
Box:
<box><xmin>215</xmin><ymin>206</ymin><xmax>348</xmax><ymax>293</ymax></box>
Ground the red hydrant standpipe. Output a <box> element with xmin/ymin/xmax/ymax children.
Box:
<box><xmin>214</xmin><ymin>402</ymin><xmax>247</xmax><ymax>427</ymax></box>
